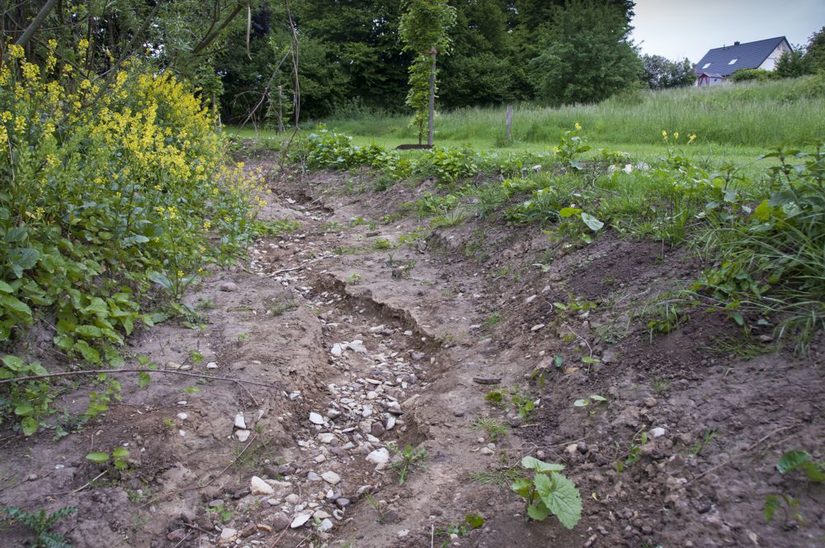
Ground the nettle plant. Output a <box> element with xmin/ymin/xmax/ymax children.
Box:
<box><xmin>511</xmin><ymin>456</ymin><xmax>582</xmax><ymax>529</ymax></box>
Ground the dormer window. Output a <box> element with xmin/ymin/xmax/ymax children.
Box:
<box><xmin>728</xmin><ymin>58</ymin><xmax>738</xmax><ymax>65</ymax></box>
<box><xmin>702</xmin><ymin>62</ymin><xmax>711</xmax><ymax>69</ymax></box>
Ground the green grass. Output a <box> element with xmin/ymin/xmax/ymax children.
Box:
<box><xmin>227</xmin><ymin>77</ymin><xmax>825</xmax><ymax>175</ymax></box>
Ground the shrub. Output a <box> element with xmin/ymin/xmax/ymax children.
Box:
<box><xmin>0</xmin><ymin>44</ymin><xmax>261</xmax><ymax>434</ymax></box>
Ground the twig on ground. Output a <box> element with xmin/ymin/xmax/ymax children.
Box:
<box><xmin>688</xmin><ymin>424</ymin><xmax>798</xmax><ymax>484</ymax></box>
<box><xmin>0</xmin><ymin>368</ymin><xmax>274</xmax><ymax>389</ymax></box>
<box><xmin>67</xmin><ymin>470</ymin><xmax>107</xmax><ymax>495</ymax></box>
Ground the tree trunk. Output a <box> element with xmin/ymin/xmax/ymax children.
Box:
<box><xmin>428</xmin><ymin>50</ymin><xmax>437</xmax><ymax>147</ymax></box>
<box><xmin>14</xmin><ymin>0</ymin><xmax>59</xmax><ymax>48</ymax></box>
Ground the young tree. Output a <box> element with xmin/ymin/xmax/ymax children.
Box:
<box><xmin>775</xmin><ymin>49</ymin><xmax>811</xmax><ymax>78</ymax></box>
<box><xmin>527</xmin><ymin>0</ymin><xmax>642</xmax><ymax>106</ymax></box>
<box><xmin>399</xmin><ymin>0</ymin><xmax>457</xmax><ymax>146</ymax></box>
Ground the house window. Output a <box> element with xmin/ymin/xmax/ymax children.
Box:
<box><xmin>728</xmin><ymin>58</ymin><xmax>738</xmax><ymax>65</ymax></box>
<box><xmin>702</xmin><ymin>62</ymin><xmax>711</xmax><ymax>69</ymax></box>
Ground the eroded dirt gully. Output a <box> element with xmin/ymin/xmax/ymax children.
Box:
<box><xmin>1</xmin><ymin>156</ymin><xmax>823</xmax><ymax>548</ymax></box>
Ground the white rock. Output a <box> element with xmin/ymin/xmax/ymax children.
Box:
<box><xmin>219</xmin><ymin>527</ymin><xmax>238</xmax><ymax>542</ymax></box>
<box><xmin>480</xmin><ymin>447</ymin><xmax>494</xmax><ymax>455</ymax></box>
<box><xmin>314</xmin><ymin>454</ymin><xmax>326</xmax><ymax>464</ymax></box>
<box><xmin>531</xmin><ymin>324</ymin><xmax>545</xmax><ymax>332</ymax></box>
<box><xmin>177</xmin><ymin>412</ymin><xmax>188</xmax><ymax>420</ymax></box>
<box><xmin>290</xmin><ymin>512</ymin><xmax>312</xmax><ymax>528</ymax></box>
<box><xmin>385</xmin><ymin>416</ymin><xmax>396</xmax><ymax>430</ymax></box>
<box><xmin>322</xmin><ymin>471</ymin><xmax>341</xmax><ymax>485</ymax></box>
<box><xmin>525</xmin><ymin>295</ymin><xmax>537</xmax><ymax>304</ymax></box>
<box><xmin>319</xmin><ymin>518</ymin><xmax>334</xmax><ymax>532</ymax></box>
<box><xmin>331</xmin><ymin>344</ymin><xmax>344</xmax><ymax>357</ymax></box>
<box><xmin>651</xmin><ymin>427</ymin><xmax>666</xmax><ymax>438</ymax></box>
<box><xmin>285</xmin><ymin>493</ymin><xmax>300</xmax><ymax>504</ymax></box>
<box><xmin>309</xmin><ymin>412</ymin><xmax>325</xmax><ymax>425</ymax></box>
<box><xmin>206</xmin><ymin>361</ymin><xmax>218</xmax><ymax>369</ymax></box>
<box><xmin>236</xmin><ymin>429</ymin><xmax>251</xmax><ymax>442</ymax></box>
<box><xmin>369</xmin><ymin>325</ymin><xmax>385</xmax><ymax>333</ymax></box>
<box><xmin>347</xmin><ymin>340</ymin><xmax>368</xmax><ymax>354</ymax></box>
<box><xmin>362</xmin><ymin>405</ymin><xmax>373</xmax><ymax>418</ymax></box>
<box><xmin>250</xmin><ymin>476</ymin><xmax>275</xmax><ymax>495</ymax></box>
<box><xmin>313</xmin><ymin>510</ymin><xmax>331</xmax><ymax>520</ymax></box>
<box><xmin>366</xmin><ymin>448</ymin><xmax>390</xmax><ymax>466</ymax></box>
<box><xmin>398</xmin><ymin>529</ymin><xmax>410</xmax><ymax>539</ymax></box>
<box><xmin>318</xmin><ymin>433</ymin><xmax>336</xmax><ymax>444</ymax></box>
<box><xmin>234</xmin><ymin>413</ymin><xmax>247</xmax><ymax>429</ymax></box>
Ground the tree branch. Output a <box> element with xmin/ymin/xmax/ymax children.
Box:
<box><xmin>14</xmin><ymin>0</ymin><xmax>59</xmax><ymax>48</ymax></box>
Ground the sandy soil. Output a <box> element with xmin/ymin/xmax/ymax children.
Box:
<box><xmin>1</xmin><ymin>159</ymin><xmax>823</xmax><ymax>548</ymax></box>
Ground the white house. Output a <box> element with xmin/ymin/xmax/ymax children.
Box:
<box><xmin>694</xmin><ymin>36</ymin><xmax>792</xmax><ymax>86</ymax></box>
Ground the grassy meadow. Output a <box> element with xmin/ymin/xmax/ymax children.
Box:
<box><xmin>230</xmin><ymin>75</ymin><xmax>825</xmax><ymax>172</ymax></box>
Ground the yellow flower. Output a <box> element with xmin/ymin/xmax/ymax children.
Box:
<box><xmin>574</xmin><ymin>122</ymin><xmax>582</xmax><ymax>131</ymax></box>
<box><xmin>8</xmin><ymin>44</ymin><xmax>24</xmax><ymax>60</ymax></box>
<box><xmin>688</xmin><ymin>133</ymin><xmax>697</xmax><ymax>144</ymax></box>
<box><xmin>661</xmin><ymin>130</ymin><xmax>668</xmax><ymax>142</ymax></box>
<box><xmin>673</xmin><ymin>131</ymin><xmax>679</xmax><ymax>141</ymax></box>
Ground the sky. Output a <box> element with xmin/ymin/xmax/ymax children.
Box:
<box><xmin>631</xmin><ymin>0</ymin><xmax>825</xmax><ymax>62</ymax></box>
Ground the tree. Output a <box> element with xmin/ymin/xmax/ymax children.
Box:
<box><xmin>399</xmin><ymin>0</ymin><xmax>457</xmax><ymax>146</ymax></box>
<box><xmin>803</xmin><ymin>27</ymin><xmax>825</xmax><ymax>73</ymax></box>
<box><xmin>775</xmin><ymin>49</ymin><xmax>811</xmax><ymax>78</ymax></box>
<box><xmin>528</xmin><ymin>0</ymin><xmax>642</xmax><ymax>106</ymax></box>
<box><xmin>642</xmin><ymin>54</ymin><xmax>695</xmax><ymax>89</ymax></box>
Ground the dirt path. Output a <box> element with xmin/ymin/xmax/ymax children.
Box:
<box><xmin>1</xmin><ymin>161</ymin><xmax>823</xmax><ymax>547</ymax></box>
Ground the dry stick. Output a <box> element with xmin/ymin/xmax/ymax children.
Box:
<box><xmin>0</xmin><ymin>368</ymin><xmax>274</xmax><ymax>389</ymax></box>
<box><xmin>269</xmin><ymin>524</ymin><xmax>291</xmax><ymax>547</ymax></box>
<box><xmin>140</xmin><ymin>435</ymin><xmax>258</xmax><ymax>510</ymax></box>
<box><xmin>688</xmin><ymin>424</ymin><xmax>798</xmax><ymax>484</ymax></box>
<box><xmin>172</xmin><ymin>530</ymin><xmax>192</xmax><ymax>548</ymax></box>
<box><xmin>66</xmin><ymin>470</ymin><xmax>107</xmax><ymax>496</ymax></box>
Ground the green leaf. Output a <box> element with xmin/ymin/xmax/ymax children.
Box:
<box><xmin>511</xmin><ymin>478</ymin><xmax>532</xmax><ymax>498</ymax></box>
<box><xmin>802</xmin><ymin>462</ymin><xmax>825</xmax><ymax>483</ymax></box>
<box><xmin>111</xmin><ymin>447</ymin><xmax>129</xmax><ymax>459</ymax></box>
<box><xmin>75</xmin><ymin>325</ymin><xmax>103</xmax><ymax>338</ymax></box>
<box><xmin>14</xmin><ymin>403</ymin><xmax>33</xmax><ymax>416</ymax></box>
<box><xmin>573</xmin><ymin>399</ymin><xmax>588</xmax><ymax>407</ymax></box>
<box><xmin>559</xmin><ymin>207</ymin><xmax>582</xmax><ymax>218</ymax></box>
<box><xmin>527</xmin><ymin>501</ymin><xmax>550</xmax><ymax>521</ymax></box>
<box><xmin>147</xmin><ymin>271</ymin><xmax>173</xmax><ymax>291</ymax></box>
<box><xmin>8</xmin><ymin>247</ymin><xmax>40</xmax><ymax>270</ymax></box>
<box><xmin>21</xmin><ymin>417</ymin><xmax>38</xmax><ymax>436</ymax></box>
<box><xmin>764</xmin><ymin>494</ymin><xmax>781</xmax><ymax>522</ymax></box>
<box><xmin>137</xmin><ymin>372</ymin><xmax>151</xmax><ymax>389</ymax></box>
<box><xmin>580</xmin><ymin>212</ymin><xmax>604</xmax><ymax>232</ymax></box>
<box><xmin>73</xmin><ymin>340</ymin><xmax>101</xmax><ymax>364</ymax></box>
<box><xmin>536</xmin><ymin>473</ymin><xmax>582</xmax><ymax>529</ymax></box>
<box><xmin>0</xmin><ymin>294</ymin><xmax>33</xmax><ymax>319</ymax></box>
<box><xmin>2</xmin><ymin>355</ymin><xmax>24</xmax><ymax>372</ymax></box>
<box><xmin>590</xmin><ymin>395</ymin><xmax>607</xmax><ymax>402</ymax></box>
<box><xmin>777</xmin><ymin>450</ymin><xmax>811</xmax><ymax>474</ymax></box>
<box><xmin>85</xmin><ymin>452</ymin><xmax>110</xmax><ymax>464</ymax></box>
<box><xmin>521</xmin><ymin>456</ymin><xmax>565</xmax><ymax>473</ymax></box>
<box><xmin>0</xmin><ymin>281</ymin><xmax>14</xmax><ymax>294</ymax></box>
<box><xmin>464</xmin><ymin>513</ymin><xmax>485</xmax><ymax>529</ymax></box>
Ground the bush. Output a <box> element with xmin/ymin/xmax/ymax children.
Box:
<box><xmin>0</xmin><ymin>44</ymin><xmax>261</xmax><ymax>434</ymax></box>
<box><xmin>730</xmin><ymin>69</ymin><xmax>777</xmax><ymax>82</ymax></box>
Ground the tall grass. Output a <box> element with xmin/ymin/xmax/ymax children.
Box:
<box><xmin>319</xmin><ymin>76</ymin><xmax>825</xmax><ymax>148</ymax></box>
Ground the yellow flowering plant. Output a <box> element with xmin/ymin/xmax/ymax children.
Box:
<box><xmin>0</xmin><ymin>44</ymin><xmax>263</xmax><ymax>435</ymax></box>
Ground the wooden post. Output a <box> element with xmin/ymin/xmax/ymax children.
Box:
<box><xmin>505</xmin><ymin>104</ymin><xmax>513</xmax><ymax>143</ymax></box>
<box><xmin>428</xmin><ymin>48</ymin><xmax>437</xmax><ymax>147</ymax></box>
<box><xmin>277</xmin><ymin>85</ymin><xmax>285</xmax><ymax>133</ymax></box>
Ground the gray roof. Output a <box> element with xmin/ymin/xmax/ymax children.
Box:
<box><xmin>694</xmin><ymin>36</ymin><xmax>790</xmax><ymax>77</ymax></box>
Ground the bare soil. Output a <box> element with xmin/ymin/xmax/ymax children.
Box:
<box><xmin>1</xmin><ymin>159</ymin><xmax>823</xmax><ymax>548</ymax></box>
